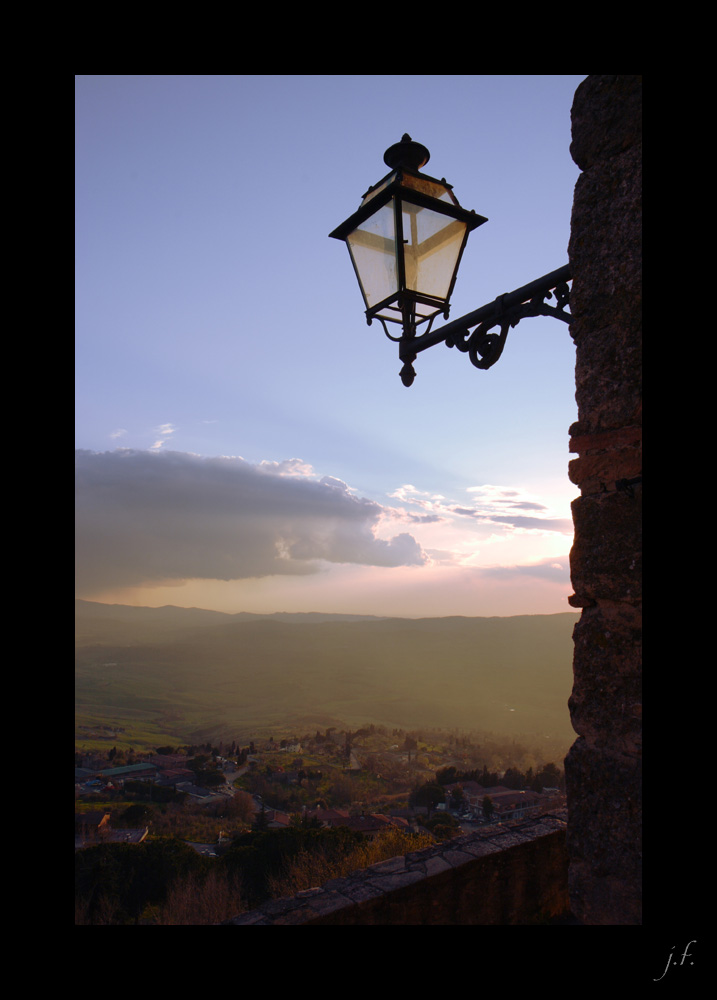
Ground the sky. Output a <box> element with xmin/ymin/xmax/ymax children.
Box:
<box><xmin>75</xmin><ymin>75</ymin><xmax>587</xmax><ymax>618</ymax></box>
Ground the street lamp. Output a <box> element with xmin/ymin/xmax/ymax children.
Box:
<box><xmin>330</xmin><ymin>135</ymin><xmax>572</xmax><ymax>386</ymax></box>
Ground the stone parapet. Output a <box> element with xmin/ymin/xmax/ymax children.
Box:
<box><xmin>222</xmin><ymin>812</ymin><xmax>570</xmax><ymax>925</ymax></box>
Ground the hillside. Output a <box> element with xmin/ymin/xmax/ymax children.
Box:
<box><xmin>75</xmin><ymin>600</ymin><xmax>579</xmax><ymax>749</ymax></box>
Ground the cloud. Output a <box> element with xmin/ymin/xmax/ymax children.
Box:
<box><xmin>259</xmin><ymin>458</ymin><xmax>315</xmax><ymax>477</ymax></box>
<box><xmin>150</xmin><ymin>423</ymin><xmax>178</xmax><ymax>451</ymax></box>
<box><xmin>451</xmin><ymin>511</ymin><xmax>573</xmax><ymax>533</ymax></box>
<box><xmin>75</xmin><ymin>449</ymin><xmax>427</xmax><ymax>595</ymax></box>
<box><xmin>389</xmin><ymin>482</ymin><xmax>572</xmax><ymax>535</ymax></box>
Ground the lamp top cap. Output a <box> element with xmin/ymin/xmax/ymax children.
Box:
<box><xmin>383</xmin><ymin>134</ymin><xmax>430</xmax><ymax>171</ymax></box>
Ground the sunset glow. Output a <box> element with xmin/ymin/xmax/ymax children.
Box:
<box><xmin>75</xmin><ymin>75</ymin><xmax>585</xmax><ymax>618</ymax></box>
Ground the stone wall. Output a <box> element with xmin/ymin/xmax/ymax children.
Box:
<box><xmin>565</xmin><ymin>75</ymin><xmax>642</xmax><ymax>924</ymax></box>
<box><xmin>223</xmin><ymin>812</ymin><xmax>570</xmax><ymax>925</ymax></box>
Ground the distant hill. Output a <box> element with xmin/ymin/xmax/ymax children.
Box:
<box><xmin>75</xmin><ymin>600</ymin><xmax>579</xmax><ymax>747</ymax></box>
<box><xmin>74</xmin><ymin>599</ymin><xmax>386</xmax><ymax>644</ymax></box>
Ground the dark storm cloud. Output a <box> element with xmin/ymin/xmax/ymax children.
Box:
<box><xmin>75</xmin><ymin>449</ymin><xmax>427</xmax><ymax>594</ymax></box>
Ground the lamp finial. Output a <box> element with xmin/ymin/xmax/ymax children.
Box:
<box><xmin>383</xmin><ymin>135</ymin><xmax>430</xmax><ymax>171</ymax></box>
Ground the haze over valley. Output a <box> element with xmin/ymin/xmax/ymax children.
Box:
<box><xmin>75</xmin><ymin>600</ymin><xmax>578</xmax><ymax>754</ymax></box>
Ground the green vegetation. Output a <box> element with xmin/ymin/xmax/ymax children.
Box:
<box><xmin>75</xmin><ymin>838</ymin><xmax>205</xmax><ymax>924</ymax></box>
<box><xmin>75</xmin><ymin>824</ymin><xmax>434</xmax><ymax>924</ymax></box>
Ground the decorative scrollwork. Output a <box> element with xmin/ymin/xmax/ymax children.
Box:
<box><xmin>444</xmin><ymin>281</ymin><xmax>571</xmax><ymax>371</ymax></box>
<box><xmin>391</xmin><ymin>265</ymin><xmax>571</xmax><ymax>385</ymax></box>
<box><xmin>445</xmin><ymin>320</ymin><xmax>509</xmax><ymax>370</ymax></box>
<box><xmin>379</xmin><ymin>321</ymin><xmax>406</xmax><ymax>343</ymax></box>
<box><xmin>517</xmin><ymin>282</ymin><xmax>571</xmax><ymax>325</ymax></box>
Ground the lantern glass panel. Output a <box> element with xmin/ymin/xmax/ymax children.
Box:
<box><xmin>346</xmin><ymin>201</ymin><xmax>397</xmax><ymax>309</ymax></box>
<box><xmin>402</xmin><ymin>203</ymin><xmax>467</xmax><ymax>300</ymax></box>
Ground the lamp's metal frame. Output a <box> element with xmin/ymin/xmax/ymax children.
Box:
<box><xmin>330</xmin><ymin>136</ymin><xmax>572</xmax><ymax>387</ymax></box>
<box><xmin>330</xmin><ymin>165</ymin><xmax>487</xmax><ymax>343</ymax></box>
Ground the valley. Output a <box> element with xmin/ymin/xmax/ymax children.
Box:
<box><xmin>75</xmin><ymin>601</ymin><xmax>579</xmax><ymax>754</ymax></box>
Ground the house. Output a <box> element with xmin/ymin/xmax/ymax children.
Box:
<box><xmin>443</xmin><ymin>782</ymin><xmax>549</xmax><ymax>821</ymax></box>
<box><xmin>148</xmin><ymin>753</ymin><xmax>189</xmax><ymax>768</ymax></box>
<box><xmin>482</xmin><ymin>789</ymin><xmax>545</xmax><ymax>821</ymax></box>
<box><xmin>265</xmin><ymin>809</ymin><xmax>292</xmax><ymax>828</ymax></box>
<box><xmin>300</xmin><ymin>807</ymin><xmax>410</xmax><ymax>839</ymax></box>
<box><xmin>154</xmin><ymin>767</ymin><xmax>197</xmax><ymax>787</ymax></box>
<box><xmin>96</xmin><ymin>762</ymin><xmax>158</xmax><ymax>785</ymax></box>
<box><xmin>177</xmin><ymin>783</ymin><xmax>225</xmax><ymax>803</ymax></box>
<box><xmin>270</xmin><ymin>769</ymin><xmax>301</xmax><ymax>785</ymax></box>
<box><xmin>304</xmin><ymin>807</ymin><xmax>351</xmax><ymax>826</ymax></box>
<box><xmin>446</xmin><ymin>780</ymin><xmax>487</xmax><ymax>808</ymax></box>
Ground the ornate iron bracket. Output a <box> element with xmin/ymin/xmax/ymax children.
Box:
<box><xmin>397</xmin><ymin>264</ymin><xmax>572</xmax><ymax>387</ymax></box>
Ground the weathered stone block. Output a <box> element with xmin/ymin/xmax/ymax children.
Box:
<box><xmin>571</xmin><ymin>319</ymin><xmax>642</xmax><ymax>434</ymax></box>
<box><xmin>565</xmin><ymin>738</ymin><xmax>641</xmax><ymax>925</ymax></box>
<box><xmin>569</xmin><ymin>75</ymin><xmax>642</xmax><ymax>172</ymax></box>
<box><xmin>568</xmin><ymin>603</ymin><xmax>642</xmax><ymax>753</ymax></box>
<box><xmin>568</xmin><ymin>424</ymin><xmax>642</xmax><ymax>492</ymax></box>
<box><xmin>569</xmin><ymin>487</ymin><xmax>642</xmax><ymax>604</ymax></box>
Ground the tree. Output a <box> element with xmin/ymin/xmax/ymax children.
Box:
<box><xmin>480</xmin><ymin>765</ymin><xmax>499</xmax><ymax>787</ymax></box>
<box><xmin>188</xmin><ymin>754</ymin><xmax>211</xmax><ymax>772</ymax></box>
<box><xmin>75</xmin><ymin>838</ymin><xmax>202</xmax><ymax>925</ymax></box>
<box><xmin>535</xmin><ymin>762</ymin><xmax>563</xmax><ymax>791</ymax></box>
<box><xmin>226</xmin><ymin>790</ymin><xmax>255</xmax><ymax>824</ymax></box>
<box><xmin>482</xmin><ymin>796</ymin><xmax>495</xmax><ymax>821</ymax></box>
<box><xmin>421</xmin><ymin>812</ymin><xmax>461</xmax><ymax>840</ymax></box>
<box><xmin>436</xmin><ymin>766</ymin><xmax>460</xmax><ymax>786</ymax></box>
<box><xmin>409</xmin><ymin>782</ymin><xmax>446</xmax><ymax>816</ymax></box>
<box><xmin>449</xmin><ymin>786</ymin><xmax>466</xmax><ymax>810</ymax></box>
<box><xmin>502</xmin><ymin>767</ymin><xmax>526</xmax><ymax>789</ymax></box>
<box><xmin>328</xmin><ymin>773</ymin><xmax>355</xmax><ymax>806</ymax></box>
<box><xmin>252</xmin><ymin>804</ymin><xmax>270</xmax><ymax>832</ymax></box>
<box><xmin>121</xmin><ymin>803</ymin><xmax>154</xmax><ymax>826</ymax></box>
<box><xmin>198</xmin><ymin>770</ymin><xmax>226</xmax><ymax>788</ymax></box>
